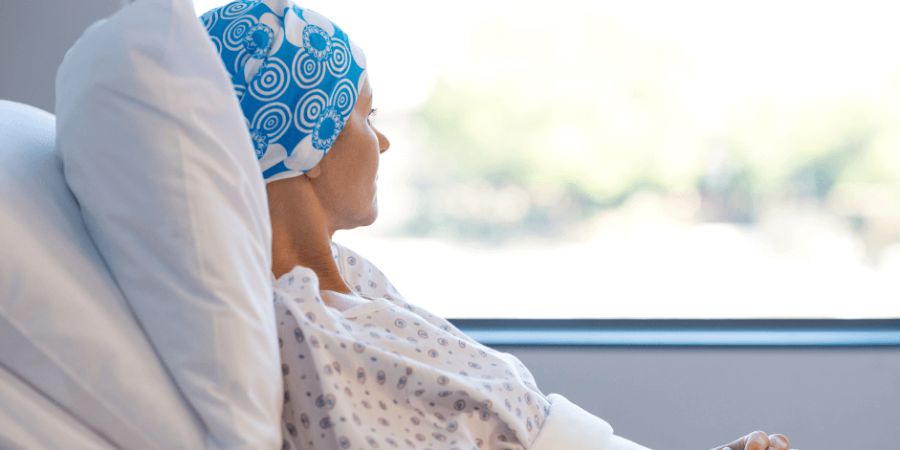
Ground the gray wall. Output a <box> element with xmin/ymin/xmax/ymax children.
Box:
<box><xmin>0</xmin><ymin>0</ymin><xmax>124</xmax><ymax>112</ymax></box>
<box><xmin>3</xmin><ymin>1</ymin><xmax>898</xmax><ymax>449</ymax></box>
<box><xmin>503</xmin><ymin>346</ymin><xmax>900</xmax><ymax>450</ymax></box>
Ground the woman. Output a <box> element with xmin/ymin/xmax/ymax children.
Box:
<box><xmin>202</xmin><ymin>2</ymin><xmax>792</xmax><ymax>449</ymax></box>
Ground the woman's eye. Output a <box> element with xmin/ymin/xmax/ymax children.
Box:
<box><xmin>368</xmin><ymin>108</ymin><xmax>378</xmax><ymax>122</ymax></box>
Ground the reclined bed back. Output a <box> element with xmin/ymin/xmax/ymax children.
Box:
<box><xmin>0</xmin><ymin>100</ymin><xmax>204</xmax><ymax>449</ymax></box>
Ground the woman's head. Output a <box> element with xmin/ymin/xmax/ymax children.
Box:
<box><xmin>202</xmin><ymin>0</ymin><xmax>389</xmax><ymax>230</ymax></box>
<box><xmin>293</xmin><ymin>75</ymin><xmax>390</xmax><ymax>230</ymax></box>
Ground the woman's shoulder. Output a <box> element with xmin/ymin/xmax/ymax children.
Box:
<box><xmin>330</xmin><ymin>241</ymin><xmax>482</xmax><ymax>342</ymax></box>
<box><xmin>330</xmin><ymin>241</ymin><xmax>406</xmax><ymax>302</ymax></box>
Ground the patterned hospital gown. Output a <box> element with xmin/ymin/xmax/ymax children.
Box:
<box><xmin>274</xmin><ymin>243</ymin><xmax>551</xmax><ymax>450</ymax></box>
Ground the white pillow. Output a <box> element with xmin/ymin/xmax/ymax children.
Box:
<box><xmin>0</xmin><ymin>100</ymin><xmax>203</xmax><ymax>449</ymax></box>
<box><xmin>55</xmin><ymin>0</ymin><xmax>282</xmax><ymax>447</ymax></box>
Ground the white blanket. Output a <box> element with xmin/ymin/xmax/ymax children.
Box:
<box><xmin>532</xmin><ymin>394</ymin><xmax>653</xmax><ymax>450</ymax></box>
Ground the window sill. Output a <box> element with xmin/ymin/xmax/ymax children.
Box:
<box><xmin>449</xmin><ymin>319</ymin><xmax>900</xmax><ymax>347</ymax></box>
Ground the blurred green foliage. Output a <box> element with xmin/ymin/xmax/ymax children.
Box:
<box><xmin>405</xmin><ymin>6</ymin><xmax>900</xmax><ymax>246</ymax></box>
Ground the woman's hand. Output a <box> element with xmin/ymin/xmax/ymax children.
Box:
<box><xmin>710</xmin><ymin>430</ymin><xmax>792</xmax><ymax>450</ymax></box>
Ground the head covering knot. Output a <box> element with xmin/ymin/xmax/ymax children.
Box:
<box><xmin>201</xmin><ymin>0</ymin><xmax>367</xmax><ymax>182</ymax></box>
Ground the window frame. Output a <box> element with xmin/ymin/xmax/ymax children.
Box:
<box><xmin>449</xmin><ymin>319</ymin><xmax>900</xmax><ymax>347</ymax></box>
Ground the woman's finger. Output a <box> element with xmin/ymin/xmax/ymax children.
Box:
<box><xmin>744</xmin><ymin>431</ymin><xmax>771</xmax><ymax>450</ymax></box>
<box><xmin>713</xmin><ymin>430</ymin><xmax>770</xmax><ymax>450</ymax></box>
<box><xmin>766</xmin><ymin>433</ymin><xmax>790</xmax><ymax>450</ymax></box>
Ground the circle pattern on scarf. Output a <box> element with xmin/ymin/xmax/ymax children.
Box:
<box><xmin>202</xmin><ymin>0</ymin><xmax>367</xmax><ymax>181</ymax></box>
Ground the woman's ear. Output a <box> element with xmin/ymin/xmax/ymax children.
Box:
<box><xmin>304</xmin><ymin>164</ymin><xmax>322</xmax><ymax>179</ymax></box>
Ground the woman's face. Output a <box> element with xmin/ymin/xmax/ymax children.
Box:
<box><xmin>311</xmin><ymin>75</ymin><xmax>391</xmax><ymax>230</ymax></box>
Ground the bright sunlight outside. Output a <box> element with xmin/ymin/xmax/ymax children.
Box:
<box><xmin>195</xmin><ymin>0</ymin><xmax>900</xmax><ymax>319</ymax></box>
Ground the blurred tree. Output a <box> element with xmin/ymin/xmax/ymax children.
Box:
<box><xmin>405</xmin><ymin>2</ymin><xmax>900</xmax><ymax>252</ymax></box>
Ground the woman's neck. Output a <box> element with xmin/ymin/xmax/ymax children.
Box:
<box><xmin>268</xmin><ymin>179</ymin><xmax>353</xmax><ymax>294</ymax></box>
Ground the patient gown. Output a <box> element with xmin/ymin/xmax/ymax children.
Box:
<box><xmin>274</xmin><ymin>243</ymin><xmax>650</xmax><ymax>450</ymax></box>
<box><xmin>274</xmin><ymin>243</ymin><xmax>548</xmax><ymax>450</ymax></box>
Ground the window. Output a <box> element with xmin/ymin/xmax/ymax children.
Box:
<box><xmin>195</xmin><ymin>0</ymin><xmax>900</xmax><ymax>319</ymax></box>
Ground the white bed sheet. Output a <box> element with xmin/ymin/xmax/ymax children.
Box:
<box><xmin>0</xmin><ymin>362</ymin><xmax>113</xmax><ymax>450</ymax></box>
<box><xmin>0</xmin><ymin>100</ymin><xmax>204</xmax><ymax>449</ymax></box>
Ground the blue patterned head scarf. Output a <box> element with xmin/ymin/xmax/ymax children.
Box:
<box><xmin>201</xmin><ymin>0</ymin><xmax>367</xmax><ymax>182</ymax></box>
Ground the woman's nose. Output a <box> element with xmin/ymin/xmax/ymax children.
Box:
<box><xmin>378</xmin><ymin>130</ymin><xmax>390</xmax><ymax>154</ymax></box>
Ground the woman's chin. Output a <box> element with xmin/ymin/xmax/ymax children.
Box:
<box><xmin>365</xmin><ymin>204</ymin><xmax>379</xmax><ymax>226</ymax></box>
<box><xmin>357</xmin><ymin>201</ymin><xmax>378</xmax><ymax>227</ymax></box>
<box><xmin>343</xmin><ymin>194</ymin><xmax>378</xmax><ymax>229</ymax></box>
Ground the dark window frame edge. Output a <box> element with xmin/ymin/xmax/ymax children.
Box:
<box><xmin>448</xmin><ymin>318</ymin><xmax>900</xmax><ymax>347</ymax></box>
